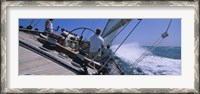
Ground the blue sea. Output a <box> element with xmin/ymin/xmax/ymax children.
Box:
<box><xmin>144</xmin><ymin>46</ymin><xmax>181</xmax><ymax>59</ymax></box>
<box><xmin>112</xmin><ymin>43</ymin><xmax>181</xmax><ymax>75</ymax></box>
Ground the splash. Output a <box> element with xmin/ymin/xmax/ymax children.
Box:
<box><xmin>111</xmin><ymin>42</ymin><xmax>150</xmax><ymax>63</ymax></box>
<box><xmin>111</xmin><ymin>43</ymin><xmax>181</xmax><ymax>75</ymax></box>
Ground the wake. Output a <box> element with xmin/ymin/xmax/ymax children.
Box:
<box><xmin>111</xmin><ymin>43</ymin><xmax>181</xmax><ymax>75</ymax></box>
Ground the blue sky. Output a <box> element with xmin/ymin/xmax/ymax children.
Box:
<box><xmin>19</xmin><ymin>19</ymin><xmax>181</xmax><ymax>47</ymax></box>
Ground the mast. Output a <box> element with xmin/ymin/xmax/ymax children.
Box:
<box><xmin>102</xmin><ymin>19</ymin><xmax>131</xmax><ymax>38</ymax></box>
<box><xmin>102</xmin><ymin>19</ymin><xmax>132</xmax><ymax>45</ymax></box>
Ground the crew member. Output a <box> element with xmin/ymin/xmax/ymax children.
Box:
<box><xmin>89</xmin><ymin>28</ymin><xmax>104</xmax><ymax>60</ymax></box>
<box><xmin>44</xmin><ymin>19</ymin><xmax>54</xmax><ymax>35</ymax></box>
<box><xmin>101</xmin><ymin>45</ymin><xmax>113</xmax><ymax>61</ymax></box>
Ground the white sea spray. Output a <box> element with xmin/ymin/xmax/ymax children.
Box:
<box><xmin>111</xmin><ymin>43</ymin><xmax>181</xmax><ymax>75</ymax></box>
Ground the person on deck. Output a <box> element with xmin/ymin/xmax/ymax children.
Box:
<box><xmin>78</xmin><ymin>36</ymin><xmax>84</xmax><ymax>48</ymax></box>
<box><xmin>58</xmin><ymin>28</ymin><xmax>67</xmax><ymax>45</ymax></box>
<box><xmin>101</xmin><ymin>45</ymin><xmax>113</xmax><ymax>61</ymax></box>
<box><xmin>44</xmin><ymin>19</ymin><xmax>54</xmax><ymax>35</ymax></box>
<box><xmin>93</xmin><ymin>45</ymin><xmax>113</xmax><ymax>75</ymax></box>
<box><xmin>42</xmin><ymin>19</ymin><xmax>57</xmax><ymax>49</ymax></box>
<box><xmin>44</xmin><ymin>19</ymin><xmax>63</xmax><ymax>43</ymax></box>
<box><xmin>61</xmin><ymin>28</ymin><xmax>71</xmax><ymax>38</ymax></box>
<box><xmin>97</xmin><ymin>45</ymin><xmax>113</xmax><ymax>75</ymax></box>
<box><xmin>89</xmin><ymin>28</ymin><xmax>104</xmax><ymax>60</ymax></box>
<box><xmin>73</xmin><ymin>36</ymin><xmax>84</xmax><ymax>52</ymax></box>
<box><xmin>44</xmin><ymin>19</ymin><xmax>57</xmax><ymax>38</ymax></box>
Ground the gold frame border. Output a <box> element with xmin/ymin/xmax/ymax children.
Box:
<box><xmin>1</xmin><ymin>1</ymin><xmax>199</xmax><ymax>93</ymax></box>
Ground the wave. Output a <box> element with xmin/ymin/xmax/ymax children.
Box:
<box><xmin>111</xmin><ymin>43</ymin><xmax>181</xmax><ymax>75</ymax></box>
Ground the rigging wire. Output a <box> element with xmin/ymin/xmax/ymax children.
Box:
<box><xmin>134</xmin><ymin>38</ymin><xmax>164</xmax><ymax>64</ymax></box>
<box><xmin>86</xmin><ymin>20</ymin><xmax>116</xmax><ymax>70</ymax></box>
<box><xmin>88</xmin><ymin>20</ymin><xmax>128</xmax><ymax>70</ymax></box>
<box><xmin>27</xmin><ymin>19</ymin><xmax>36</xmax><ymax>29</ymax></box>
<box><xmin>97</xmin><ymin>19</ymin><xmax>143</xmax><ymax>72</ymax></box>
<box><xmin>101</xmin><ymin>19</ymin><xmax>110</xmax><ymax>36</ymax></box>
<box><xmin>107</xmin><ymin>19</ymin><xmax>131</xmax><ymax>45</ymax></box>
<box><xmin>134</xmin><ymin>19</ymin><xmax>172</xmax><ymax>64</ymax></box>
<box><xmin>85</xmin><ymin>20</ymin><xmax>99</xmax><ymax>40</ymax></box>
<box><xmin>87</xmin><ymin>19</ymin><xmax>130</xmax><ymax>70</ymax></box>
<box><xmin>30</xmin><ymin>19</ymin><xmax>35</xmax><ymax>25</ymax></box>
<box><xmin>32</xmin><ymin>19</ymin><xmax>41</xmax><ymax>28</ymax></box>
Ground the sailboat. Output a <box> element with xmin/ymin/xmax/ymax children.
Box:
<box><xmin>19</xmin><ymin>19</ymin><xmax>133</xmax><ymax>75</ymax></box>
<box><xmin>19</xmin><ymin>19</ymin><xmax>173</xmax><ymax>75</ymax></box>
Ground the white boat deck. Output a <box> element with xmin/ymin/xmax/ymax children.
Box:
<box><xmin>19</xmin><ymin>46</ymin><xmax>76</xmax><ymax>75</ymax></box>
<box><xmin>19</xmin><ymin>31</ymin><xmax>96</xmax><ymax>75</ymax></box>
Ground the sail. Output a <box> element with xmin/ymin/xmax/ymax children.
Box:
<box><xmin>102</xmin><ymin>19</ymin><xmax>131</xmax><ymax>45</ymax></box>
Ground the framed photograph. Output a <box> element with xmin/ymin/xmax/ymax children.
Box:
<box><xmin>1</xmin><ymin>0</ymin><xmax>199</xmax><ymax>93</ymax></box>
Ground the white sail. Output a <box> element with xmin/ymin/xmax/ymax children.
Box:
<box><xmin>100</xmin><ymin>19</ymin><xmax>132</xmax><ymax>75</ymax></box>
<box><xmin>102</xmin><ymin>19</ymin><xmax>131</xmax><ymax>45</ymax></box>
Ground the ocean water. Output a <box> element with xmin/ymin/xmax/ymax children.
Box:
<box><xmin>111</xmin><ymin>43</ymin><xmax>181</xmax><ymax>75</ymax></box>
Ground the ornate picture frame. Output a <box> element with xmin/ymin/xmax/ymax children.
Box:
<box><xmin>1</xmin><ymin>0</ymin><xmax>199</xmax><ymax>93</ymax></box>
